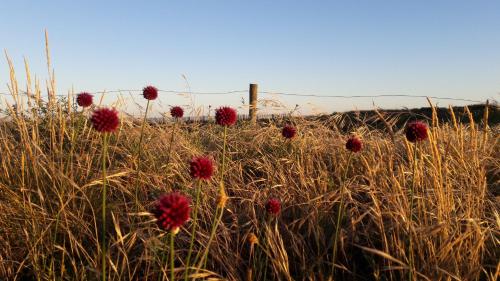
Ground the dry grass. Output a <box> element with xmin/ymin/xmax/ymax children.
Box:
<box><xmin>0</xmin><ymin>47</ymin><xmax>499</xmax><ymax>281</ymax></box>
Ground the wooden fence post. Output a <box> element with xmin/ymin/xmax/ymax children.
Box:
<box><xmin>249</xmin><ymin>83</ymin><xmax>258</xmax><ymax>124</ymax></box>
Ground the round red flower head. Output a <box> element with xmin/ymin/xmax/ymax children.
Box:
<box><xmin>90</xmin><ymin>108</ymin><xmax>120</xmax><ymax>133</ymax></box>
<box><xmin>143</xmin><ymin>85</ymin><xmax>158</xmax><ymax>100</ymax></box>
<box><xmin>76</xmin><ymin>92</ymin><xmax>93</xmax><ymax>107</ymax></box>
<box><xmin>265</xmin><ymin>198</ymin><xmax>281</xmax><ymax>216</ymax></box>
<box><xmin>346</xmin><ymin>136</ymin><xmax>363</xmax><ymax>153</ymax></box>
<box><xmin>170</xmin><ymin>106</ymin><xmax>184</xmax><ymax>118</ymax></box>
<box><xmin>282</xmin><ymin>124</ymin><xmax>297</xmax><ymax>139</ymax></box>
<box><xmin>405</xmin><ymin>121</ymin><xmax>428</xmax><ymax>143</ymax></box>
<box><xmin>215</xmin><ymin>106</ymin><xmax>237</xmax><ymax>126</ymax></box>
<box><xmin>189</xmin><ymin>156</ymin><xmax>214</xmax><ymax>180</ymax></box>
<box><xmin>153</xmin><ymin>192</ymin><xmax>191</xmax><ymax>233</ymax></box>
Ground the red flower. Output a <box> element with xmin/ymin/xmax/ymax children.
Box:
<box><xmin>170</xmin><ymin>106</ymin><xmax>184</xmax><ymax>118</ymax></box>
<box><xmin>143</xmin><ymin>85</ymin><xmax>158</xmax><ymax>100</ymax></box>
<box><xmin>215</xmin><ymin>106</ymin><xmax>237</xmax><ymax>126</ymax></box>
<box><xmin>153</xmin><ymin>192</ymin><xmax>191</xmax><ymax>232</ymax></box>
<box><xmin>90</xmin><ymin>108</ymin><xmax>120</xmax><ymax>133</ymax></box>
<box><xmin>189</xmin><ymin>156</ymin><xmax>214</xmax><ymax>180</ymax></box>
<box><xmin>282</xmin><ymin>124</ymin><xmax>296</xmax><ymax>139</ymax></box>
<box><xmin>265</xmin><ymin>198</ymin><xmax>281</xmax><ymax>216</ymax></box>
<box><xmin>76</xmin><ymin>92</ymin><xmax>93</xmax><ymax>107</ymax></box>
<box><xmin>405</xmin><ymin>121</ymin><xmax>428</xmax><ymax>143</ymax></box>
<box><xmin>346</xmin><ymin>136</ymin><xmax>363</xmax><ymax>152</ymax></box>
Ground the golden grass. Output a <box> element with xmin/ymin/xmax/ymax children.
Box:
<box><xmin>0</xmin><ymin>45</ymin><xmax>499</xmax><ymax>281</ymax></box>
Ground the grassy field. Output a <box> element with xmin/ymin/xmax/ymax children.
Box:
<box><xmin>0</xmin><ymin>57</ymin><xmax>499</xmax><ymax>280</ymax></box>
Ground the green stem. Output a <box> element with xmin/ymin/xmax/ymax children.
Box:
<box><xmin>331</xmin><ymin>152</ymin><xmax>353</xmax><ymax>276</ymax></box>
<box><xmin>165</xmin><ymin>120</ymin><xmax>177</xmax><ymax>175</ymax></box>
<box><xmin>220</xmin><ymin>126</ymin><xmax>228</xmax><ymax>179</ymax></box>
<box><xmin>184</xmin><ymin>180</ymin><xmax>202</xmax><ymax>281</ymax></box>
<box><xmin>135</xmin><ymin>99</ymin><xmax>150</xmax><ymax>205</ymax></box>
<box><xmin>196</xmin><ymin>126</ymin><xmax>228</xmax><ymax>269</ymax></box>
<box><xmin>137</xmin><ymin>100</ymin><xmax>151</xmax><ymax>158</ymax></box>
<box><xmin>194</xmin><ymin>199</ymin><xmax>223</xmax><ymax>268</ymax></box>
<box><xmin>199</xmin><ymin>207</ymin><xmax>223</xmax><ymax>269</ymax></box>
<box><xmin>408</xmin><ymin>143</ymin><xmax>418</xmax><ymax>281</ymax></box>
<box><xmin>102</xmin><ymin>133</ymin><xmax>109</xmax><ymax>281</ymax></box>
<box><xmin>170</xmin><ymin>232</ymin><xmax>175</xmax><ymax>281</ymax></box>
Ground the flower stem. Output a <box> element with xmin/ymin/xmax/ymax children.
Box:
<box><xmin>221</xmin><ymin>126</ymin><xmax>228</xmax><ymax>179</ymax></box>
<box><xmin>165</xmin><ymin>120</ymin><xmax>177</xmax><ymax>175</ymax></box>
<box><xmin>408</xmin><ymin>143</ymin><xmax>418</xmax><ymax>281</ymax></box>
<box><xmin>196</xmin><ymin>126</ymin><xmax>228</xmax><ymax>269</ymax></box>
<box><xmin>170</xmin><ymin>232</ymin><xmax>175</xmax><ymax>281</ymax></box>
<box><xmin>135</xmin><ymin>99</ymin><xmax>150</xmax><ymax>205</ymax></box>
<box><xmin>138</xmin><ymin>100</ymin><xmax>151</xmax><ymax>157</ymax></box>
<box><xmin>331</xmin><ymin>151</ymin><xmax>353</xmax><ymax>276</ymax></box>
<box><xmin>101</xmin><ymin>133</ymin><xmax>109</xmax><ymax>281</ymax></box>
<box><xmin>201</xmin><ymin>206</ymin><xmax>223</xmax><ymax>268</ymax></box>
<box><xmin>184</xmin><ymin>180</ymin><xmax>202</xmax><ymax>281</ymax></box>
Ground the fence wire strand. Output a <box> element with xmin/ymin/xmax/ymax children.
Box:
<box><xmin>259</xmin><ymin>91</ymin><xmax>483</xmax><ymax>103</ymax></box>
<box><xmin>0</xmin><ymin>89</ymin><xmax>485</xmax><ymax>103</ymax></box>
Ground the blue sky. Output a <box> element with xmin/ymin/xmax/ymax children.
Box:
<box><xmin>1</xmin><ymin>0</ymin><xmax>499</xmax><ymax>115</ymax></box>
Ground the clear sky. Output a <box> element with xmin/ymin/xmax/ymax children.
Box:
<box><xmin>1</xmin><ymin>0</ymin><xmax>499</xmax><ymax>115</ymax></box>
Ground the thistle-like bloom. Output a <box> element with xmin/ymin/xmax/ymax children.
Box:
<box><xmin>405</xmin><ymin>121</ymin><xmax>428</xmax><ymax>143</ymax></box>
<box><xmin>76</xmin><ymin>92</ymin><xmax>93</xmax><ymax>107</ymax></box>
<box><xmin>153</xmin><ymin>192</ymin><xmax>191</xmax><ymax>233</ymax></box>
<box><xmin>170</xmin><ymin>106</ymin><xmax>184</xmax><ymax>118</ymax></box>
<box><xmin>346</xmin><ymin>136</ymin><xmax>363</xmax><ymax>153</ymax></box>
<box><xmin>143</xmin><ymin>85</ymin><xmax>158</xmax><ymax>100</ymax></box>
<box><xmin>265</xmin><ymin>198</ymin><xmax>281</xmax><ymax>216</ymax></box>
<box><xmin>282</xmin><ymin>124</ymin><xmax>297</xmax><ymax>139</ymax></box>
<box><xmin>90</xmin><ymin>108</ymin><xmax>120</xmax><ymax>133</ymax></box>
<box><xmin>215</xmin><ymin>106</ymin><xmax>237</xmax><ymax>126</ymax></box>
<box><xmin>189</xmin><ymin>156</ymin><xmax>214</xmax><ymax>180</ymax></box>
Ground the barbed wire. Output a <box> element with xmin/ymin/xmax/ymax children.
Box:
<box><xmin>94</xmin><ymin>89</ymin><xmax>250</xmax><ymax>95</ymax></box>
<box><xmin>0</xmin><ymin>88</ymin><xmax>487</xmax><ymax>103</ymax></box>
<box><xmin>0</xmin><ymin>89</ymin><xmax>249</xmax><ymax>97</ymax></box>
<box><xmin>259</xmin><ymin>91</ymin><xmax>484</xmax><ymax>103</ymax></box>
